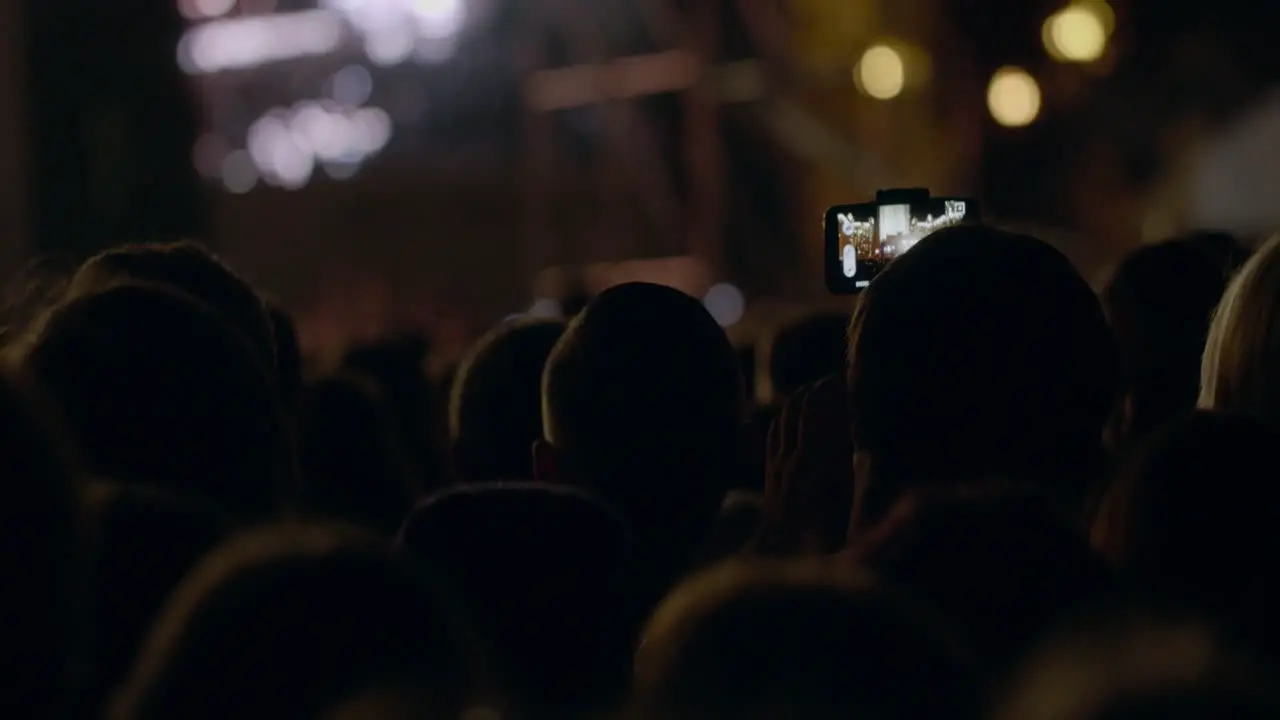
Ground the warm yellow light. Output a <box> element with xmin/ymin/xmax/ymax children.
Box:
<box><xmin>856</xmin><ymin>45</ymin><xmax>905</xmax><ymax>100</ymax></box>
<box><xmin>1044</xmin><ymin>3</ymin><xmax>1108</xmax><ymax>63</ymax></box>
<box><xmin>987</xmin><ymin>67</ymin><xmax>1041</xmax><ymax>128</ymax></box>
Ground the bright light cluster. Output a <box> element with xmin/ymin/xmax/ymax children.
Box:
<box><xmin>178</xmin><ymin>10</ymin><xmax>345</xmax><ymax>74</ymax></box>
<box><xmin>320</xmin><ymin>0</ymin><xmax>466</xmax><ymax>66</ymax></box>
<box><xmin>207</xmin><ymin>102</ymin><xmax>393</xmax><ymax>193</ymax></box>
<box><xmin>177</xmin><ymin>0</ymin><xmax>467</xmax><ymax>75</ymax></box>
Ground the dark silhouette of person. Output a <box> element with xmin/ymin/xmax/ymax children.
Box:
<box><xmin>74</xmin><ymin>482</ymin><xmax>230</xmax><ymax>718</ymax></box>
<box><xmin>999</xmin><ymin>607</ymin><xmax>1280</xmax><ymax>720</ymax></box>
<box><xmin>111</xmin><ymin>524</ymin><xmax>485</xmax><ymax>720</ymax></box>
<box><xmin>843</xmin><ymin>226</ymin><xmax>1116</xmax><ymax>534</ymax></box>
<box><xmin>632</xmin><ymin>560</ymin><xmax>981</xmax><ymax>720</ymax></box>
<box><xmin>267</xmin><ymin>302</ymin><xmax>304</xmax><ymax>418</ymax></box>
<box><xmin>1179</xmin><ymin>230</ymin><xmax>1252</xmax><ymax>278</ymax></box>
<box><xmin>11</xmin><ymin>284</ymin><xmax>295</xmax><ymax>519</ymax></box>
<box><xmin>65</xmin><ymin>241</ymin><xmax>277</xmax><ymax>374</ymax></box>
<box><xmin>1101</xmin><ymin>240</ymin><xmax>1229</xmax><ymax>449</ymax></box>
<box><xmin>1092</xmin><ymin>411</ymin><xmax>1280</xmax><ymax>657</ymax></box>
<box><xmin>398</xmin><ymin>482</ymin><xmax>632</xmax><ymax>717</ymax></box>
<box><xmin>538</xmin><ymin>282</ymin><xmax>746</xmax><ymax>613</ymax></box>
<box><xmin>343</xmin><ymin>334</ymin><xmax>449</xmax><ymax>498</ymax></box>
<box><xmin>449</xmin><ymin>318</ymin><xmax>566</xmax><ymax>483</ymax></box>
<box><xmin>297</xmin><ymin>373</ymin><xmax>421</xmax><ymax>537</ymax></box>
<box><xmin>768</xmin><ymin>312</ymin><xmax>849</xmax><ymax>400</ymax></box>
<box><xmin>848</xmin><ymin>485</ymin><xmax>1114</xmax><ymax>678</ymax></box>
<box><xmin>0</xmin><ymin>369</ymin><xmax>79</xmax><ymax>718</ymax></box>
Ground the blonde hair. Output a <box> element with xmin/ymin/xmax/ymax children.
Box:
<box><xmin>1199</xmin><ymin>234</ymin><xmax>1280</xmax><ymax>424</ymax></box>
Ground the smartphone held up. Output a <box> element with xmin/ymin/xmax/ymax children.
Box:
<box><xmin>824</xmin><ymin>189</ymin><xmax>979</xmax><ymax>294</ymax></box>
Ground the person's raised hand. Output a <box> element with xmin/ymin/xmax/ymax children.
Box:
<box><xmin>755</xmin><ymin>375</ymin><xmax>855</xmax><ymax>555</ymax></box>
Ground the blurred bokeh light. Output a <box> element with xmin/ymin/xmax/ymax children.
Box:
<box><xmin>855</xmin><ymin>44</ymin><xmax>906</xmax><ymax>100</ymax></box>
<box><xmin>1044</xmin><ymin>3</ymin><xmax>1110</xmax><ymax>63</ymax></box>
<box><xmin>988</xmin><ymin>67</ymin><xmax>1042</xmax><ymax>128</ymax></box>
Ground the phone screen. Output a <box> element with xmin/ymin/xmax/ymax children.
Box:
<box><xmin>828</xmin><ymin>197</ymin><xmax>974</xmax><ymax>293</ymax></box>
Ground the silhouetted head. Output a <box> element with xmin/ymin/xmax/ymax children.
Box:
<box><xmin>450</xmin><ymin>319</ymin><xmax>566</xmax><ymax>483</ymax></box>
<box><xmin>68</xmin><ymin>242</ymin><xmax>276</xmax><ymax>373</ymax></box>
<box><xmin>1200</xmin><ymin>234</ymin><xmax>1280</xmax><ymax>427</ymax></box>
<box><xmin>0</xmin><ymin>369</ymin><xmax>79</xmax><ymax>717</ymax></box>
<box><xmin>999</xmin><ymin>609</ymin><xmax>1280</xmax><ymax>720</ymax></box>
<box><xmin>1093</xmin><ymin>411</ymin><xmax>1280</xmax><ymax>652</ymax></box>
<box><xmin>1178</xmin><ymin>230</ymin><xmax>1252</xmax><ymax>278</ymax></box>
<box><xmin>847</xmin><ymin>226</ymin><xmax>1116</xmax><ymax>524</ymax></box>
<box><xmin>853</xmin><ymin>485</ymin><xmax>1114</xmax><ymax>677</ymax></box>
<box><xmin>540</xmin><ymin>282</ymin><xmax>745</xmax><ymax>542</ymax></box>
<box><xmin>112</xmin><ymin>524</ymin><xmax>483</xmax><ymax>720</ymax></box>
<box><xmin>77</xmin><ymin>482</ymin><xmax>230</xmax><ymax>717</ymax></box>
<box><xmin>297</xmin><ymin>373</ymin><xmax>420</xmax><ymax>537</ymax></box>
<box><xmin>1102</xmin><ymin>241</ymin><xmax>1229</xmax><ymax>447</ymax></box>
<box><xmin>398</xmin><ymin>482</ymin><xmax>631</xmax><ymax>714</ymax></box>
<box><xmin>769</xmin><ymin>313</ymin><xmax>848</xmax><ymax>399</ymax></box>
<box><xmin>343</xmin><ymin>335</ymin><xmax>447</xmax><ymax>494</ymax></box>
<box><xmin>13</xmin><ymin>284</ymin><xmax>294</xmax><ymax>519</ymax></box>
<box><xmin>267</xmin><ymin>303</ymin><xmax>304</xmax><ymax>416</ymax></box>
<box><xmin>633</xmin><ymin>560</ymin><xmax>981</xmax><ymax>720</ymax></box>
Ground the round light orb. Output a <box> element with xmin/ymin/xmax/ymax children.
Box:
<box><xmin>987</xmin><ymin>67</ymin><xmax>1042</xmax><ymax>128</ymax></box>
<box><xmin>856</xmin><ymin>45</ymin><xmax>905</xmax><ymax>101</ymax></box>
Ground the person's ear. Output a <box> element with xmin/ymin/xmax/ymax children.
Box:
<box><xmin>533</xmin><ymin>438</ymin><xmax>558</xmax><ymax>484</ymax></box>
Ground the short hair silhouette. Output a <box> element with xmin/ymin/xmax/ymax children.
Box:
<box><xmin>854</xmin><ymin>485</ymin><xmax>1114</xmax><ymax>676</ymax></box>
<box><xmin>111</xmin><ymin>523</ymin><xmax>482</xmax><ymax>720</ymax></box>
<box><xmin>267</xmin><ymin>303</ymin><xmax>304</xmax><ymax>415</ymax></box>
<box><xmin>297</xmin><ymin>373</ymin><xmax>420</xmax><ymax>536</ymax></box>
<box><xmin>769</xmin><ymin>313</ymin><xmax>849</xmax><ymax>399</ymax></box>
<box><xmin>76</xmin><ymin>482</ymin><xmax>230</xmax><ymax>717</ymax></box>
<box><xmin>1093</xmin><ymin>411</ymin><xmax>1280</xmax><ymax>652</ymax></box>
<box><xmin>449</xmin><ymin>318</ymin><xmax>566</xmax><ymax>482</ymax></box>
<box><xmin>0</xmin><ymin>369</ymin><xmax>79</xmax><ymax>716</ymax></box>
<box><xmin>847</xmin><ymin>225</ymin><xmax>1115</xmax><ymax>515</ymax></box>
<box><xmin>1179</xmin><ymin>230</ymin><xmax>1252</xmax><ymax>277</ymax></box>
<box><xmin>1200</xmin><ymin>234</ymin><xmax>1280</xmax><ymax>427</ymax></box>
<box><xmin>1102</xmin><ymin>241</ymin><xmax>1229</xmax><ymax>446</ymax></box>
<box><xmin>542</xmin><ymin>282</ymin><xmax>745</xmax><ymax>525</ymax></box>
<box><xmin>343</xmin><ymin>335</ymin><xmax>448</xmax><ymax>496</ymax></box>
<box><xmin>13</xmin><ymin>284</ymin><xmax>294</xmax><ymax>518</ymax></box>
<box><xmin>398</xmin><ymin>482</ymin><xmax>632</xmax><ymax>715</ymax></box>
<box><xmin>633</xmin><ymin>560</ymin><xmax>981</xmax><ymax>720</ymax></box>
<box><xmin>67</xmin><ymin>241</ymin><xmax>276</xmax><ymax>373</ymax></box>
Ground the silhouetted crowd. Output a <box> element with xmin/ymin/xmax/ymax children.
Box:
<box><xmin>3</xmin><ymin>224</ymin><xmax>1280</xmax><ymax>720</ymax></box>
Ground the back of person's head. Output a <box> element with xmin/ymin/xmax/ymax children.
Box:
<box><xmin>1102</xmin><ymin>241</ymin><xmax>1229</xmax><ymax>446</ymax></box>
<box><xmin>450</xmin><ymin>319</ymin><xmax>566</xmax><ymax>483</ymax></box>
<box><xmin>1093</xmin><ymin>411</ymin><xmax>1280</xmax><ymax>646</ymax></box>
<box><xmin>398</xmin><ymin>482</ymin><xmax>631</xmax><ymax>714</ymax></box>
<box><xmin>998</xmin><ymin>608</ymin><xmax>1280</xmax><ymax>720</ymax></box>
<box><xmin>1179</xmin><ymin>230</ymin><xmax>1252</xmax><ymax>278</ymax></box>
<box><xmin>768</xmin><ymin>313</ymin><xmax>849</xmax><ymax>399</ymax></box>
<box><xmin>111</xmin><ymin>523</ymin><xmax>483</xmax><ymax>720</ymax></box>
<box><xmin>297</xmin><ymin>372</ymin><xmax>420</xmax><ymax>537</ymax></box>
<box><xmin>77</xmin><ymin>482</ymin><xmax>230</xmax><ymax>717</ymax></box>
<box><xmin>68</xmin><ymin>241</ymin><xmax>276</xmax><ymax>373</ymax></box>
<box><xmin>0</xmin><ymin>369</ymin><xmax>79</xmax><ymax>717</ymax></box>
<box><xmin>541</xmin><ymin>282</ymin><xmax>745</xmax><ymax>530</ymax></box>
<box><xmin>268</xmin><ymin>303</ymin><xmax>304</xmax><ymax>416</ymax></box>
<box><xmin>632</xmin><ymin>560</ymin><xmax>981</xmax><ymax>720</ymax></box>
<box><xmin>1200</xmin><ymin>234</ymin><xmax>1280</xmax><ymax>427</ymax></box>
<box><xmin>343</xmin><ymin>334</ymin><xmax>448</xmax><ymax>494</ymax></box>
<box><xmin>853</xmin><ymin>485</ymin><xmax>1114</xmax><ymax>676</ymax></box>
<box><xmin>847</xmin><ymin>226</ymin><xmax>1115</xmax><ymax>514</ymax></box>
<box><xmin>12</xmin><ymin>284</ymin><xmax>294</xmax><ymax>519</ymax></box>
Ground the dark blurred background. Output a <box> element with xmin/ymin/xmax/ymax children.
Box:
<box><xmin>3</xmin><ymin>0</ymin><xmax>1279</xmax><ymax>373</ymax></box>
